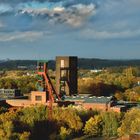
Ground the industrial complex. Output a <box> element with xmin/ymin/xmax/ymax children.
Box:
<box><xmin>0</xmin><ymin>56</ymin><xmax>138</xmax><ymax>113</ymax></box>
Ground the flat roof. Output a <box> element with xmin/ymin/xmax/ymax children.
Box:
<box><xmin>64</xmin><ymin>96</ymin><xmax>112</xmax><ymax>103</ymax></box>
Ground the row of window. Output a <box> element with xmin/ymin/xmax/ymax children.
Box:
<box><xmin>0</xmin><ymin>91</ymin><xmax>15</xmax><ymax>94</ymax></box>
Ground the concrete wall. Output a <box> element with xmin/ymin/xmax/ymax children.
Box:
<box><xmin>31</xmin><ymin>91</ymin><xmax>47</xmax><ymax>104</ymax></box>
<box><xmin>6</xmin><ymin>99</ymin><xmax>31</xmax><ymax>107</ymax></box>
<box><xmin>56</xmin><ymin>56</ymin><xmax>77</xmax><ymax>96</ymax></box>
<box><xmin>6</xmin><ymin>91</ymin><xmax>47</xmax><ymax>107</ymax></box>
<box><xmin>82</xmin><ymin>103</ymin><xmax>109</xmax><ymax>111</ymax></box>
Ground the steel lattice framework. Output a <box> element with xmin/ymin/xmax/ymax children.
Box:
<box><xmin>36</xmin><ymin>60</ymin><xmax>60</xmax><ymax>119</ymax></box>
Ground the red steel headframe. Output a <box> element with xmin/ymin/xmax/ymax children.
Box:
<box><xmin>37</xmin><ymin>61</ymin><xmax>60</xmax><ymax>119</ymax></box>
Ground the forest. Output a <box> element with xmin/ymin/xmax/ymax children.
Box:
<box><xmin>0</xmin><ymin>105</ymin><xmax>140</xmax><ymax>140</ymax></box>
<box><xmin>78</xmin><ymin>66</ymin><xmax>140</xmax><ymax>102</ymax></box>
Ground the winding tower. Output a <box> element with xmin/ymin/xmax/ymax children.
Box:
<box><xmin>34</xmin><ymin>60</ymin><xmax>60</xmax><ymax>118</ymax></box>
<box><xmin>56</xmin><ymin>56</ymin><xmax>78</xmax><ymax>96</ymax></box>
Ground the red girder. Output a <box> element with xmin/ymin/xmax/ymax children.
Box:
<box><xmin>37</xmin><ymin>61</ymin><xmax>60</xmax><ymax>119</ymax></box>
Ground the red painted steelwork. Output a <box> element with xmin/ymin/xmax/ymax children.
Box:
<box><xmin>37</xmin><ymin>61</ymin><xmax>60</xmax><ymax>119</ymax></box>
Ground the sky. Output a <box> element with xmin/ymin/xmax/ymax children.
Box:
<box><xmin>0</xmin><ymin>0</ymin><xmax>140</xmax><ymax>60</ymax></box>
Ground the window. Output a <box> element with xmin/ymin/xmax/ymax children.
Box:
<box><xmin>35</xmin><ymin>96</ymin><xmax>42</xmax><ymax>101</ymax></box>
<box><xmin>61</xmin><ymin>70</ymin><xmax>66</xmax><ymax>77</ymax></box>
<box><xmin>61</xmin><ymin>60</ymin><xmax>65</xmax><ymax>68</ymax></box>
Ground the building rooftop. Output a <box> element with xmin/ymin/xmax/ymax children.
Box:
<box><xmin>64</xmin><ymin>95</ymin><xmax>112</xmax><ymax>103</ymax></box>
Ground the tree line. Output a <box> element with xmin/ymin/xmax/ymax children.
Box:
<box><xmin>0</xmin><ymin>59</ymin><xmax>140</xmax><ymax>70</ymax></box>
<box><xmin>0</xmin><ymin>106</ymin><xmax>140</xmax><ymax>140</ymax></box>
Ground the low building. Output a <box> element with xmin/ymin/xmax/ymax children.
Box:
<box><xmin>0</xmin><ymin>89</ymin><xmax>21</xmax><ymax>99</ymax></box>
<box><xmin>5</xmin><ymin>92</ymin><xmax>114</xmax><ymax>110</ymax></box>
<box><xmin>4</xmin><ymin>92</ymin><xmax>138</xmax><ymax>113</ymax></box>
<box><xmin>6</xmin><ymin>91</ymin><xmax>57</xmax><ymax>107</ymax></box>
<box><xmin>64</xmin><ymin>96</ymin><xmax>114</xmax><ymax>111</ymax></box>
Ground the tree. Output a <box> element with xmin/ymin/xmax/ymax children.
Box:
<box><xmin>59</xmin><ymin>127</ymin><xmax>71</xmax><ymax>140</ymax></box>
<box><xmin>118</xmin><ymin>108</ymin><xmax>140</xmax><ymax>136</ymax></box>
<box><xmin>19</xmin><ymin>105</ymin><xmax>48</xmax><ymax>128</ymax></box>
<box><xmin>53</xmin><ymin>107</ymin><xmax>83</xmax><ymax>133</ymax></box>
<box><xmin>101</xmin><ymin>112</ymin><xmax>119</xmax><ymax>137</ymax></box>
<box><xmin>114</xmin><ymin>91</ymin><xmax>124</xmax><ymax>101</ymax></box>
<box><xmin>83</xmin><ymin>115</ymin><xmax>103</xmax><ymax>136</ymax></box>
<box><xmin>19</xmin><ymin>132</ymin><xmax>30</xmax><ymax>140</ymax></box>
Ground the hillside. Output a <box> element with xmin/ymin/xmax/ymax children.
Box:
<box><xmin>78</xmin><ymin>58</ymin><xmax>140</xmax><ymax>69</ymax></box>
<box><xmin>0</xmin><ymin>59</ymin><xmax>140</xmax><ymax>70</ymax></box>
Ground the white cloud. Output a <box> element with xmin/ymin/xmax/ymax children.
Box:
<box><xmin>53</xmin><ymin>7</ymin><xmax>65</xmax><ymax>12</ymax></box>
<box><xmin>19</xmin><ymin>5</ymin><xmax>65</xmax><ymax>15</ymax></box>
<box><xmin>80</xmin><ymin>29</ymin><xmax>140</xmax><ymax>39</ymax></box>
<box><xmin>0</xmin><ymin>31</ymin><xmax>44</xmax><ymax>42</ymax></box>
<box><xmin>64</xmin><ymin>4</ymin><xmax>96</xmax><ymax>27</ymax></box>
<box><xmin>19</xmin><ymin>3</ymin><xmax>96</xmax><ymax>27</ymax></box>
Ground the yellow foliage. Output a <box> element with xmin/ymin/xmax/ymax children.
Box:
<box><xmin>59</xmin><ymin>127</ymin><xmax>71</xmax><ymax>140</ymax></box>
<box><xmin>19</xmin><ymin>131</ymin><xmax>30</xmax><ymax>140</ymax></box>
<box><xmin>118</xmin><ymin>108</ymin><xmax>140</xmax><ymax>136</ymax></box>
<box><xmin>83</xmin><ymin>115</ymin><xmax>103</xmax><ymax>136</ymax></box>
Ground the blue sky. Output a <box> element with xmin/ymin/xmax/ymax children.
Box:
<box><xmin>0</xmin><ymin>0</ymin><xmax>140</xmax><ymax>59</ymax></box>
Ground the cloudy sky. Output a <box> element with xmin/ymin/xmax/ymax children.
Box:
<box><xmin>0</xmin><ymin>0</ymin><xmax>140</xmax><ymax>59</ymax></box>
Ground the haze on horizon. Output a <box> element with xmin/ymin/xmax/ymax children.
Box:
<box><xmin>0</xmin><ymin>0</ymin><xmax>140</xmax><ymax>60</ymax></box>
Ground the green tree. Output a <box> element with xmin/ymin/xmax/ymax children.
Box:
<box><xmin>59</xmin><ymin>127</ymin><xmax>71</xmax><ymax>140</ymax></box>
<box><xmin>118</xmin><ymin>108</ymin><xmax>140</xmax><ymax>136</ymax></box>
<box><xmin>19</xmin><ymin>105</ymin><xmax>48</xmax><ymax>128</ymax></box>
<box><xmin>83</xmin><ymin>115</ymin><xmax>103</xmax><ymax>136</ymax></box>
<box><xmin>19</xmin><ymin>132</ymin><xmax>30</xmax><ymax>140</ymax></box>
<box><xmin>53</xmin><ymin>107</ymin><xmax>83</xmax><ymax>133</ymax></box>
<box><xmin>114</xmin><ymin>91</ymin><xmax>124</xmax><ymax>100</ymax></box>
<box><xmin>101</xmin><ymin>112</ymin><xmax>119</xmax><ymax>137</ymax></box>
